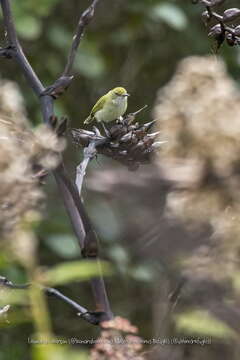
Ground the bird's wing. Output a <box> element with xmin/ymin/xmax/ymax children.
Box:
<box><xmin>91</xmin><ymin>94</ymin><xmax>107</xmax><ymax>116</ymax></box>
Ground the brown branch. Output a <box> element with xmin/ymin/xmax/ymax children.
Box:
<box><xmin>0</xmin><ymin>276</ymin><xmax>107</xmax><ymax>325</ymax></box>
<box><xmin>74</xmin><ymin>139</ymin><xmax>113</xmax><ymax>318</ymax></box>
<box><xmin>0</xmin><ymin>0</ymin><xmax>113</xmax><ymax>322</ymax></box>
<box><xmin>63</xmin><ymin>0</ymin><xmax>101</xmax><ymax>76</ymax></box>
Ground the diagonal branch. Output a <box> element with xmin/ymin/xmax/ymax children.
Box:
<box><xmin>41</xmin><ymin>0</ymin><xmax>101</xmax><ymax>98</ymax></box>
<box><xmin>1</xmin><ymin>0</ymin><xmax>18</xmax><ymax>46</ymax></box>
<box><xmin>0</xmin><ymin>0</ymin><xmax>113</xmax><ymax>322</ymax></box>
<box><xmin>0</xmin><ymin>276</ymin><xmax>107</xmax><ymax>325</ymax></box>
<box><xmin>63</xmin><ymin>0</ymin><xmax>101</xmax><ymax>76</ymax></box>
<box><xmin>0</xmin><ymin>0</ymin><xmax>51</xmax><ymax>123</ymax></box>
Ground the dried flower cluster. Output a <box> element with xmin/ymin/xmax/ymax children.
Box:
<box><xmin>91</xmin><ymin>316</ymin><xmax>144</xmax><ymax>360</ymax></box>
<box><xmin>193</xmin><ymin>0</ymin><xmax>240</xmax><ymax>48</ymax></box>
<box><xmin>71</xmin><ymin>108</ymin><xmax>163</xmax><ymax>171</ymax></box>
<box><xmin>146</xmin><ymin>56</ymin><xmax>240</xmax><ymax>354</ymax></box>
<box><xmin>0</xmin><ymin>79</ymin><xmax>65</xmax><ymax>238</ymax></box>
<box><xmin>154</xmin><ymin>55</ymin><xmax>240</xmax><ymax>277</ymax></box>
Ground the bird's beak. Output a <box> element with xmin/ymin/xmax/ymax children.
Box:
<box><xmin>123</xmin><ymin>93</ymin><xmax>130</xmax><ymax>97</ymax></box>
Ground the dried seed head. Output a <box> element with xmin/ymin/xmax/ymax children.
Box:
<box><xmin>234</xmin><ymin>25</ymin><xmax>240</xmax><ymax>36</ymax></box>
<box><xmin>154</xmin><ymin>55</ymin><xmax>240</xmax><ymax>240</ymax></box>
<box><xmin>72</xmin><ymin>108</ymin><xmax>166</xmax><ymax>170</ymax></box>
<box><xmin>223</xmin><ymin>8</ymin><xmax>240</xmax><ymax>23</ymax></box>
<box><xmin>194</xmin><ymin>0</ymin><xmax>240</xmax><ymax>48</ymax></box>
<box><xmin>208</xmin><ymin>24</ymin><xmax>223</xmax><ymax>38</ymax></box>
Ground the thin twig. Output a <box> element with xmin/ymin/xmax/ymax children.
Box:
<box><xmin>130</xmin><ymin>104</ymin><xmax>148</xmax><ymax>117</ymax></box>
<box><xmin>0</xmin><ymin>0</ymin><xmax>113</xmax><ymax>322</ymax></box>
<box><xmin>63</xmin><ymin>0</ymin><xmax>101</xmax><ymax>76</ymax></box>
<box><xmin>0</xmin><ymin>276</ymin><xmax>107</xmax><ymax>325</ymax></box>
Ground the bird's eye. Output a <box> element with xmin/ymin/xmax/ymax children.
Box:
<box><xmin>114</xmin><ymin>92</ymin><xmax>119</xmax><ymax>96</ymax></box>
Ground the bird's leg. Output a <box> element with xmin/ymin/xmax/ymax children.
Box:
<box><xmin>101</xmin><ymin>122</ymin><xmax>111</xmax><ymax>138</ymax></box>
<box><xmin>116</xmin><ymin>116</ymin><xmax>124</xmax><ymax>124</ymax></box>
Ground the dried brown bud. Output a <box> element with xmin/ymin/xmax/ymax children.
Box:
<box><xmin>208</xmin><ymin>24</ymin><xmax>222</xmax><ymax>38</ymax></box>
<box><xmin>208</xmin><ymin>23</ymin><xmax>225</xmax><ymax>48</ymax></box>
<box><xmin>202</xmin><ymin>10</ymin><xmax>211</xmax><ymax>25</ymax></box>
<box><xmin>223</xmin><ymin>8</ymin><xmax>240</xmax><ymax>23</ymax></box>
<box><xmin>202</xmin><ymin>0</ymin><xmax>225</xmax><ymax>6</ymax></box>
<box><xmin>226</xmin><ymin>33</ymin><xmax>236</xmax><ymax>46</ymax></box>
<box><xmin>195</xmin><ymin>0</ymin><xmax>240</xmax><ymax>49</ymax></box>
<box><xmin>234</xmin><ymin>25</ymin><xmax>240</xmax><ymax>36</ymax></box>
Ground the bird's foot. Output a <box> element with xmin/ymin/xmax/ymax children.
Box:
<box><xmin>116</xmin><ymin>116</ymin><xmax>124</xmax><ymax>124</ymax></box>
<box><xmin>101</xmin><ymin>122</ymin><xmax>111</xmax><ymax>138</ymax></box>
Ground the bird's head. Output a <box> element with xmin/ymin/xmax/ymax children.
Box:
<box><xmin>110</xmin><ymin>87</ymin><xmax>130</xmax><ymax>99</ymax></box>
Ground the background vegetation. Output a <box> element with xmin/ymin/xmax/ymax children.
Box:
<box><xmin>1</xmin><ymin>0</ymin><xmax>240</xmax><ymax>359</ymax></box>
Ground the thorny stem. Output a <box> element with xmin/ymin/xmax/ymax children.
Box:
<box><xmin>0</xmin><ymin>0</ymin><xmax>113</xmax><ymax>322</ymax></box>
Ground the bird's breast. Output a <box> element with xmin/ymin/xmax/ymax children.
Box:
<box><xmin>95</xmin><ymin>97</ymin><xmax>127</xmax><ymax>123</ymax></box>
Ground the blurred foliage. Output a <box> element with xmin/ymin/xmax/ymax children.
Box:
<box><xmin>175</xmin><ymin>310</ymin><xmax>236</xmax><ymax>340</ymax></box>
<box><xmin>41</xmin><ymin>260</ymin><xmax>112</xmax><ymax>286</ymax></box>
<box><xmin>1</xmin><ymin>0</ymin><xmax>240</xmax><ymax>359</ymax></box>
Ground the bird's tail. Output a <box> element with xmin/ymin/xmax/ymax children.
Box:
<box><xmin>84</xmin><ymin>115</ymin><xmax>93</xmax><ymax>125</ymax></box>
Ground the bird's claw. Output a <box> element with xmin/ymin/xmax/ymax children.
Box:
<box><xmin>101</xmin><ymin>123</ymin><xmax>111</xmax><ymax>138</ymax></box>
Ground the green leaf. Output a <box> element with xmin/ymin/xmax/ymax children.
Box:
<box><xmin>32</xmin><ymin>344</ymin><xmax>89</xmax><ymax>360</ymax></box>
<box><xmin>24</xmin><ymin>0</ymin><xmax>61</xmax><ymax>17</ymax></box>
<box><xmin>15</xmin><ymin>16</ymin><xmax>42</xmax><ymax>40</ymax></box>
<box><xmin>1</xmin><ymin>265</ymin><xmax>27</xmax><ymax>284</ymax></box>
<box><xmin>48</xmin><ymin>25</ymin><xmax>72</xmax><ymax>49</ymax></box>
<box><xmin>130</xmin><ymin>265</ymin><xmax>154</xmax><ymax>282</ymax></box>
<box><xmin>0</xmin><ymin>289</ymin><xmax>28</xmax><ymax>306</ymax></box>
<box><xmin>0</xmin><ymin>308</ymin><xmax>31</xmax><ymax>328</ymax></box>
<box><xmin>74</xmin><ymin>41</ymin><xmax>106</xmax><ymax>78</ymax></box>
<box><xmin>89</xmin><ymin>200</ymin><xmax>122</xmax><ymax>242</ymax></box>
<box><xmin>44</xmin><ymin>235</ymin><xmax>80</xmax><ymax>259</ymax></box>
<box><xmin>108</xmin><ymin>245</ymin><xmax>129</xmax><ymax>265</ymax></box>
<box><xmin>42</xmin><ymin>260</ymin><xmax>112</xmax><ymax>286</ymax></box>
<box><xmin>13</xmin><ymin>0</ymin><xmax>61</xmax><ymax>18</ymax></box>
<box><xmin>150</xmin><ymin>3</ymin><xmax>188</xmax><ymax>30</ymax></box>
<box><xmin>108</xmin><ymin>245</ymin><xmax>129</xmax><ymax>274</ymax></box>
<box><xmin>231</xmin><ymin>271</ymin><xmax>240</xmax><ymax>292</ymax></box>
<box><xmin>175</xmin><ymin>309</ymin><xmax>236</xmax><ymax>339</ymax></box>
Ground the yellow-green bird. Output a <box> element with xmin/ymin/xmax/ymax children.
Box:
<box><xmin>84</xmin><ymin>87</ymin><xmax>130</xmax><ymax>125</ymax></box>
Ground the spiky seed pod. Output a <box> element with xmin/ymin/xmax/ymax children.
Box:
<box><xmin>71</xmin><ymin>109</ymin><xmax>164</xmax><ymax>171</ymax></box>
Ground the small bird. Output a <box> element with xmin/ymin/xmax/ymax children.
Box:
<box><xmin>84</xmin><ymin>87</ymin><xmax>130</xmax><ymax>125</ymax></box>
